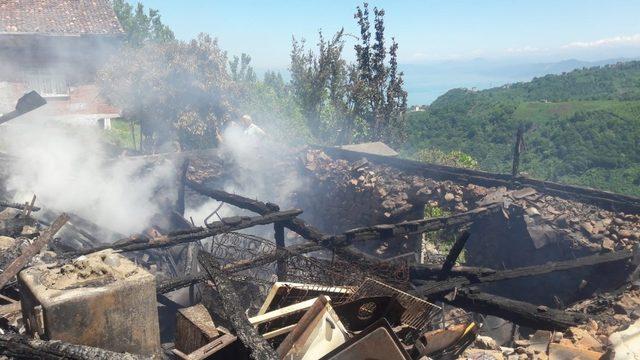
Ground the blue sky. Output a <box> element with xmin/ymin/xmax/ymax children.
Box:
<box><xmin>136</xmin><ymin>0</ymin><xmax>640</xmax><ymax>69</ymax></box>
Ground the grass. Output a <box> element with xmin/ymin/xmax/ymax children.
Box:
<box><xmin>105</xmin><ymin>118</ymin><xmax>140</xmax><ymax>150</ymax></box>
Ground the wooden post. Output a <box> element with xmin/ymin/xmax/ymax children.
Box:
<box><xmin>274</xmin><ymin>222</ymin><xmax>287</xmax><ymax>281</ymax></box>
<box><xmin>197</xmin><ymin>250</ymin><xmax>279</xmax><ymax>360</ymax></box>
<box><xmin>512</xmin><ymin>125</ymin><xmax>525</xmax><ymax>177</ymax></box>
<box><xmin>438</xmin><ymin>231</ymin><xmax>471</xmax><ymax>281</ymax></box>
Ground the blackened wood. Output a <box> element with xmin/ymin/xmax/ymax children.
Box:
<box><xmin>186</xmin><ymin>181</ymin><xmax>378</xmax><ymax>268</ymax></box>
<box><xmin>197</xmin><ymin>250</ymin><xmax>279</xmax><ymax>360</ymax></box>
<box><xmin>410</xmin><ymin>264</ymin><xmax>496</xmax><ymax>280</ymax></box>
<box><xmin>438</xmin><ymin>231</ymin><xmax>471</xmax><ymax>280</ymax></box>
<box><xmin>156</xmin><ymin>243</ymin><xmax>322</xmax><ymax>293</ymax></box>
<box><xmin>512</xmin><ymin>125</ymin><xmax>525</xmax><ymax>177</ymax></box>
<box><xmin>0</xmin><ymin>332</ymin><xmax>148</xmax><ymax>359</ymax></box>
<box><xmin>274</xmin><ymin>222</ymin><xmax>287</xmax><ymax>281</ymax></box>
<box><xmin>72</xmin><ymin>209</ymin><xmax>302</xmax><ymax>255</ymax></box>
<box><xmin>443</xmin><ymin>288</ymin><xmax>588</xmax><ymax>330</ymax></box>
<box><xmin>0</xmin><ymin>213</ymin><xmax>69</xmax><ymax>289</ymax></box>
<box><xmin>0</xmin><ymin>201</ymin><xmax>41</xmax><ymax>212</ymax></box>
<box><xmin>413</xmin><ymin>249</ymin><xmax>634</xmax><ymax>298</ymax></box>
<box><xmin>321</xmin><ymin>205</ymin><xmax>501</xmax><ymax>247</ymax></box>
<box><xmin>187</xmin><ymin>179</ymin><xmax>280</xmax><ymax>214</ymax></box>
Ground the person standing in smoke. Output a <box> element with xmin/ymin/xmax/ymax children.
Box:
<box><xmin>239</xmin><ymin>114</ymin><xmax>266</xmax><ymax>138</ymax></box>
<box><xmin>215</xmin><ymin>114</ymin><xmax>266</xmax><ymax>145</ymax></box>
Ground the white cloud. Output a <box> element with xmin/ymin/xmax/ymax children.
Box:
<box><xmin>505</xmin><ymin>46</ymin><xmax>545</xmax><ymax>54</ymax></box>
<box><xmin>562</xmin><ymin>34</ymin><xmax>640</xmax><ymax>49</ymax></box>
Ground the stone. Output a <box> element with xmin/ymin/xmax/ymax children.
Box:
<box><xmin>0</xmin><ymin>236</ymin><xmax>15</xmax><ymax>251</ymax></box>
<box><xmin>580</xmin><ymin>222</ymin><xmax>594</xmax><ymax>234</ymax></box>
<box><xmin>548</xmin><ymin>343</ymin><xmax>603</xmax><ymax>360</ymax></box>
<box><xmin>444</xmin><ymin>192</ymin><xmax>455</xmax><ymax>201</ymax></box>
<box><xmin>552</xmin><ymin>332</ymin><xmax>563</xmax><ymax>342</ymax></box>
<box><xmin>526</xmin><ymin>207</ymin><xmax>541</xmax><ymax>216</ymax></box>
<box><xmin>617</xmin><ymin>229</ymin><xmax>633</xmax><ymax>239</ymax></box>
<box><xmin>465</xmin><ymin>349</ymin><xmax>505</xmax><ymax>360</ymax></box>
<box><xmin>602</xmin><ymin>238</ymin><xmax>616</xmax><ymax>251</ymax></box>
<box><xmin>476</xmin><ymin>335</ymin><xmax>501</xmax><ymax>350</ymax></box>
<box><xmin>567</xmin><ymin>327</ymin><xmax>603</xmax><ymax>352</ymax></box>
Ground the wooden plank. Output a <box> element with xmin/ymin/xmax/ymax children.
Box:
<box><xmin>443</xmin><ymin>288</ymin><xmax>589</xmax><ymax>330</ymax></box>
<box><xmin>0</xmin><ymin>213</ymin><xmax>69</xmax><ymax>289</ymax></box>
<box><xmin>438</xmin><ymin>231</ymin><xmax>471</xmax><ymax>280</ymax></box>
<box><xmin>413</xmin><ymin>249</ymin><xmax>634</xmax><ymax>298</ymax></box>
<box><xmin>0</xmin><ymin>331</ymin><xmax>148</xmax><ymax>360</ymax></box>
<box><xmin>71</xmin><ymin>209</ymin><xmax>302</xmax><ymax>255</ymax></box>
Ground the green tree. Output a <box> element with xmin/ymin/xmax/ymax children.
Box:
<box><xmin>288</xmin><ymin>2</ymin><xmax>408</xmax><ymax>146</ymax></box>
<box><xmin>112</xmin><ymin>0</ymin><xmax>175</xmax><ymax>46</ymax></box>
<box><xmin>98</xmin><ymin>34</ymin><xmax>239</xmax><ymax>151</ymax></box>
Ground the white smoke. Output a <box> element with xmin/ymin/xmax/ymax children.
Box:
<box><xmin>0</xmin><ymin>117</ymin><xmax>176</xmax><ymax>235</ymax></box>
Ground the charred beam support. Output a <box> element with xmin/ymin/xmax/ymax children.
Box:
<box><xmin>512</xmin><ymin>125</ymin><xmax>525</xmax><ymax>177</ymax></box>
<box><xmin>72</xmin><ymin>209</ymin><xmax>302</xmax><ymax>255</ymax></box>
<box><xmin>274</xmin><ymin>222</ymin><xmax>287</xmax><ymax>281</ymax></box>
<box><xmin>320</xmin><ymin>205</ymin><xmax>501</xmax><ymax>247</ymax></box>
<box><xmin>197</xmin><ymin>250</ymin><xmax>279</xmax><ymax>360</ymax></box>
<box><xmin>0</xmin><ymin>332</ymin><xmax>149</xmax><ymax>360</ymax></box>
<box><xmin>186</xmin><ymin>180</ymin><xmax>381</xmax><ymax>269</ymax></box>
<box><xmin>0</xmin><ymin>201</ymin><xmax>41</xmax><ymax>212</ymax></box>
<box><xmin>438</xmin><ymin>231</ymin><xmax>471</xmax><ymax>280</ymax></box>
<box><xmin>0</xmin><ymin>213</ymin><xmax>69</xmax><ymax>289</ymax></box>
<box><xmin>413</xmin><ymin>249</ymin><xmax>634</xmax><ymax>298</ymax></box>
<box><xmin>156</xmin><ymin>243</ymin><xmax>322</xmax><ymax>293</ymax></box>
<box><xmin>442</xmin><ymin>288</ymin><xmax>588</xmax><ymax>331</ymax></box>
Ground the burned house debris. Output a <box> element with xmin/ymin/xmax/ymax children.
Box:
<box><xmin>0</xmin><ymin>126</ymin><xmax>639</xmax><ymax>360</ymax></box>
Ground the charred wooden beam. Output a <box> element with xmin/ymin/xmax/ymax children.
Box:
<box><xmin>438</xmin><ymin>231</ymin><xmax>471</xmax><ymax>280</ymax></box>
<box><xmin>71</xmin><ymin>210</ymin><xmax>302</xmax><ymax>255</ymax></box>
<box><xmin>197</xmin><ymin>250</ymin><xmax>279</xmax><ymax>360</ymax></box>
<box><xmin>413</xmin><ymin>249</ymin><xmax>634</xmax><ymax>297</ymax></box>
<box><xmin>0</xmin><ymin>213</ymin><xmax>69</xmax><ymax>289</ymax></box>
<box><xmin>0</xmin><ymin>201</ymin><xmax>41</xmax><ymax>212</ymax></box>
<box><xmin>156</xmin><ymin>242</ymin><xmax>322</xmax><ymax>293</ymax></box>
<box><xmin>274</xmin><ymin>222</ymin><xmax>287</xmax><ymax>281</ymax></box>
<box><xmin>320</xmin><ymin>204</ymin><xmax>501</xmax><ymax>247</ymax></box>
<box><xmin>186</xmin><ymin>179</ymin><xmax>280</xmax><ymax>214</ymax></box>
<box><xmin>0</xmin><ymin>332</ymin><xmax>149</xmax><ymax>360</ymax></box>
<box><xmin>410</xmin><ymin>264</ymin><xmax>497</xmax><ymax>280</ymax></box>
<box><xmin>442</xmin><ymin>288</ymin><xmax>588</xmax><ymax>330</ymax></box>
<box><xmin>186</xmin><ymin>180</ymin><xmax>380</xmax><ymax>268</ymax></box>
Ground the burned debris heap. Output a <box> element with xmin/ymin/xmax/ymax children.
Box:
<box><xmin>0</xmin><ymin>142</ymin><xmax>640</xmax><ymax>360</ymax></box>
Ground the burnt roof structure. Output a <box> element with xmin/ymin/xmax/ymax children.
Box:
<box><xmin>0</xmin><ymin>0</ymin><xmax>123</xmax><ymax>35</ymax></box>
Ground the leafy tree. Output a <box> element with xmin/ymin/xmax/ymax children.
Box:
<box><xmin>98</xmin><ymin>34</ymin><xmax>239</xmax><ymax>151</ymax></box>
<box><xmin>289</xmin><ymin>2</ymin><xmax>408</xmax><ymax>146</ymax></box>
<box><xmin>229</xmin><ymin>53</ymin><xmax>257</xmax><ymax>83</ymax></box>
<box><xmin>351</xmin><ymin>3</ymin><xmax>408</xmax><ymax>145</ymax></box>
<box><xmin>112</xmin><ymin>0</ymin><xmax>175</xmax><ymax>46</ymax></box>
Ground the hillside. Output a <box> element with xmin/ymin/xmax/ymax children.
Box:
<box><xmin>407</xmin><ymin>61</ymin><xmax>640</xmax><ymax>196</ymax></box>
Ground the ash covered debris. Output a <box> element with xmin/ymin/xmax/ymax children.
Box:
<box><xmin>0</xmin><ymin>143</ymin><xmax>639</xmax><ymax>359</ymax></box>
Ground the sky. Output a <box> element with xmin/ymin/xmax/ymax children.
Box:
<box><xmin>136</xmin><ymin>0</ymin><xmax>640</xmax><ymax>69</ymax></box>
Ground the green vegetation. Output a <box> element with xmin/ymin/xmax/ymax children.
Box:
<box><xmin>100</xmin><ymin>2</ymin><xmax>408</xmax><ymax>152</ymax></box>
<box><xmin>407</xmin><ymin>61</ymin><xmax>640</xmax><ymax>196</ymax></box>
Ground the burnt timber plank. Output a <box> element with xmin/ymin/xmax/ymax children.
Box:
<box><xmin>197</xmin><ymin>250</ymin><xmax>279</xmax><ymax>360</ymax></box>
<box><xmin>0</xmin><ymin>213</ymin><xmax>69</xmax><ymax>289</ymax></box>
<box><xmin>442</xmin><ymin>288</ymin><xmax>588</xmax><ymax>331</ymax></box>
<box><xmin>413</xmin><ymin>249</ymin><xmax>634</xmax><ymax>297</ymax></box>
<box><xmin>0</xmin><ymin>332</ymin><xmax>148</xmax><ymax>360</ymax></box>
<box><xmin>438</xmin><ymin>231</ymin><xmax>471</xmax><ymax>280</ymax></box>
<box><xmin>71</xmin><ymin>209</ymin><xmax>302</xmax><ymax>255</ymax></box>
<box><xmin>320</xmin><ymin>146</ymin><xmax>640</xmax><ymax>214</ymax></box>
